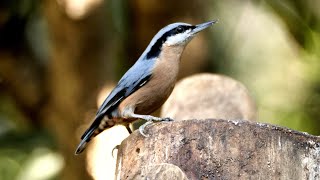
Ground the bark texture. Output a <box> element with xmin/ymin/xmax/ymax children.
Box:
<box><xmin>116</xmin><ymin>119</ymin><xmax>320</xmax><ymax>180</ymax></box>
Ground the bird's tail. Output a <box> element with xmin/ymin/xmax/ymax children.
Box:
<box><xmin>75</xmin><ymin>115</ymin><xmax>103</xmax><ymax>155</ymax></box>
<box><xmin>75</xmin><ymin>126</ymin><xmax>97</xmax><ymax>155</ymax></box>
<box><xmin>75</xmin><ymin>115</ymin><xmax>116</xmax><ymax>155</ymax></box>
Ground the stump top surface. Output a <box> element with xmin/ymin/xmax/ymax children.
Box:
<box><xmin>116</xmin><ymin>119</ymin><xmax>320</xmax><ymax>180</ymax></box>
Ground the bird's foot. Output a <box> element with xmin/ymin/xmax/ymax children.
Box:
<box><xmin>139</xmin><ymin>117</ymin><xmax>174</xmax><ymax>137</ymax></box>
<box><xmin>139</xmin><ymin>121</ymin><xmax>153</xmax><ymax>137</ymax></box>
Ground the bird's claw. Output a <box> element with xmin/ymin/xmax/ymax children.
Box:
<box><xmin>112</xmin><ymin>145</ymin><xmax>120</xmax><ymax>158</ymax></box>
<box><xmin>139</xmin><ymin>117</ymin><xmax>173</xmax><ymax>137</ymax></box>
<box><xmin>139</xmin><ymin>121</ymin><xmax>153</xmax><ymax>137</ymax></box>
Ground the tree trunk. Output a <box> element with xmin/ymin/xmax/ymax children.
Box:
<box><xmin>43</xmin><ymin>0</ymin><xmax>112</xmax><ymax>179</ymax></box>
<box><xmin>115</xmin><ymin>119</ymin><xmax>320</xmax><ymax>179</ymax></box>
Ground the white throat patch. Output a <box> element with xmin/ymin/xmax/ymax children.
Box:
<box><xmin>165</xmin><ymin>29</ymin><xmax>192</xmax><ymax>46</ymax></box>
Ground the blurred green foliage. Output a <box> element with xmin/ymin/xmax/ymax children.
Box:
<box><xmin>208</xmin><ymin>0</ymin><xmax>320</xmax><ymax>135</ymax></box>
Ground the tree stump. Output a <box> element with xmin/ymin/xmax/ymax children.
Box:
<box><xmin>115</xmin><ymin>119</ymin><xmax>320</xmax><ymax>179</ymax></box>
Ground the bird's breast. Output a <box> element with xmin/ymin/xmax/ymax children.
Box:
<box><xmin>119</xmin><ymin>45</ymin><xmax>185</xmax><ymax>115</ymax></box>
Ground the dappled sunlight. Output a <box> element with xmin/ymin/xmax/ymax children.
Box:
<box><xmin>17</xmin><ymin>148</ymin><xmax>64</xmax><ymax>180</ymax></box>
<box><xmin>57</xmin><ymin>0</ymin><xmax>104</xmax><ymax>19</ymax></box>
<box><xmin>86</xmin><ymin>126</ymin><xmax>129</xmax><ymax>180</ymax></box>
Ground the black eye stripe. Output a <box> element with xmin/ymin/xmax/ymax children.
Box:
<box><xmin>146</xmin><ymin>24</ymin><xmax>193</xmax><ymax>59</ymax></box>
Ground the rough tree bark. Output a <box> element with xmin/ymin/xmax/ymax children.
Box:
<box><xmin>115</xmin><ymin>119</ymin><xmax>320</xmax><ymax>179</ymax></box>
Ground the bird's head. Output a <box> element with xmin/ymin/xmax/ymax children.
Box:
<box><xmin>163</xmin><ymin>20</ymin><xmax>217</xmax><ymax>46</ymax></box>
<box><xmin>145</xmin><ymin>20</ymin><xmax>217</xmax><ymax>59</ymax></box>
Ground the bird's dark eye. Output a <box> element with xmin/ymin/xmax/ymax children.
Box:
<box><xmin>176</xmin><ymin>26</ymin><xmax>184</xmax><ymax>33</ymax></box>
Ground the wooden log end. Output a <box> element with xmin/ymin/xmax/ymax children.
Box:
<box><xmin>116</xmin><ymin>119</ymin><xmax>320</xmax><ymax>179</ymax></box>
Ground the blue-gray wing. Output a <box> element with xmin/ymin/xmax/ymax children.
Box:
<box><xmin>96</xmin><ymin>60</ymin><xmax>155</xmax><ymax>116</ymax></box>
<box><xmin>77</xmin><ymin>59</ymin><xmax>155</xmax><ymax>143</ymax></box>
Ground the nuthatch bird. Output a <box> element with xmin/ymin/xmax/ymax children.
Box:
<box><xmin>75</xmin><ymin>20</ymin><xmax>216</xmax><ymax>155</ymax></box>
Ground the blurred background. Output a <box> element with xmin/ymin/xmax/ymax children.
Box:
<box><xmin>0</xmin><ymin>0</ymin><xmax>319</xmax><ymax>179</ymax></box>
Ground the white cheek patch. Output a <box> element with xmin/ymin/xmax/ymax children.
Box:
<box><xmin>165</xmin><ymin>29</ymin><xmax>192</xmax><ymax>46</ymax></box>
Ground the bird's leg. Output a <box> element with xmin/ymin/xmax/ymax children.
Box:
<box><xmin>129</xmin><ymin>114</ymin><xmax>173</xmax><ymax>122</ymax></box>
<box><xmin>125</xmin><ymin>124</ymin><xmax>133</xmax><ymax>134</ymax></box>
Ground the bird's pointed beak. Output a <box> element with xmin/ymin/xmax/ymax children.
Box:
<box><xmin>191</xmin><ymin>20</ymin><xmax>218</xmax><ymax>35</ymax></box>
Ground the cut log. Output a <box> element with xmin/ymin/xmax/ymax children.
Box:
<box><xmin>115</xmin><ymin>119</ymin><xmax>320</xmax><ymax>180</ymax></box>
